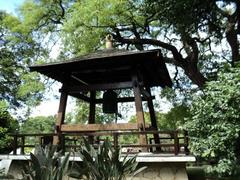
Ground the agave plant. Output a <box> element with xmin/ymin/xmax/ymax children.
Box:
<box><xmin>22</xmin><ymin>145</ymin><xmax>70</xmax><ymax>180</ymax></box>
<box><xmin>69</xmin><ymin>138</ymin><xmax>145</xmax><ymax>180</ymax></box>
<box><xmin>0</xmin><ymin>168</ymin><xmax>15</xmax><ymax>179</ymax></box>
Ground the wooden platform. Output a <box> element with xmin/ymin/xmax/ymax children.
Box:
<box><xmin>0</xmin><ymin>153</ymin><xmax>195</xmax><ymax>162</ymax></box>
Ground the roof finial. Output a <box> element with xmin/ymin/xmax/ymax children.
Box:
<box><xmin>106</xmin><ymin>34</ymin><xmax>113</xmax><ymax>49</ymax></box>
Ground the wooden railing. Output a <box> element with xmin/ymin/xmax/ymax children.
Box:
<box><xmin>9</xmin><ymin>130</ymin><xmax>189</xmax><ymax>155</ymax></box>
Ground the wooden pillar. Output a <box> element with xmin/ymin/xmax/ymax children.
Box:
<box><xmin>174</xmin><ymin>131</ymin><xmax>180</xmax><ymax>155</ymax></box>
<box><xmin>132</xmin><ymin>74</ymin><xmax>148</xmax><ymax>149</ymax></box>
<box><xmin>13</xmin><ymin>133</ymin><xmax>17</xmax><ymax>155</ymax></box>
<box><xmin>146</xmin><ymin>87</ymin><xmax>161</xmax><ymax>151</ymax></box>
<box><xmin>88</xmin><ymin>91</ymin><xmax>96</xmax><ymax>144</ymax></box>
<box><xmin>21</xmin><ymin>136</ymin><xmax>25</xmax><ymax>155</ymax></box>
<box><xmin>53</xmin><ymin>86</ymin><xmax>68</xmax><ymax>145</ymax></box>
<box><xmin>89</xmin><ymin>91</ymin><xmax>96</xmax><ymax>124</ymax></box>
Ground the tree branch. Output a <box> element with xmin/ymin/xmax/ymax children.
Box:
<box><xmin>112</xmin><ymin>34</ymin><xmax>184</xmax><ymax>65</ymax></box>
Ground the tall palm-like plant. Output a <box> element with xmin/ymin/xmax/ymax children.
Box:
<box><xmin>22</xmin><ymin>145</ymin><xmax>70</xmax><ymax>180</ymax></box>
<box><xmin>69</xmin><ymin>139</ymin><xmax>145</xmax><ymax>180</ymax></box>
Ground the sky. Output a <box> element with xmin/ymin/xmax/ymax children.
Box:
<box><xmin>0</xmin><ymin>0</ymin><xmax>24</xmax><ymax>14</ymax></box>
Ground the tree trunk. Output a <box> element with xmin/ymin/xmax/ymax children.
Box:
<box><xmin>226</xmin><ymin>3</ymin><xmax>240</xmax><ymax>67</ymax></box>
<box><xmin>226</xmin><ymin>28</ymin><xmax>239</xmax><ymax>67</ymax></box>
<box><xmin>182</xmin><ymin>62</ymin><xmax>207</xmax><ymax>89</ymax></box>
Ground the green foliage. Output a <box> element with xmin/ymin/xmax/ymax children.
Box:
<box><xmin>20</xmin><ymin>115</ymin><xmax>55</xmax><ymax>134</ymax></box>
<box><xmin>0</xmin><ymin>10</ymin><xmax>45</xmax><ymax>108</ymax></box>
<box><xmin>62</xmin><ymin>0</ymin><xmax>146</xmax><ymax>54</ymax></box>
<box><xmin>129</xmin><ymin>105</ymin><xmax>190</xmax><ymax>130</ymax></box>
<box><xmin>73</xmin><ymin>100</ymin><xmax>117</xmax><ymax>124</ymax></box>
<box><xmin>19</xmin><ymin>0</ymin><xmax>66</xmax><ymax>33</ymax></box>
<box><xmin>0</xmin><ymin>127</ymin><xmax>11</xmax><ymax>153</ymax></box>
<box><xmin>22</xmin><ymin>145</ymin><xmax>70</xmax><ymax>180</ymax></box>
<box><xmin>19</xmin><ymin>140</ymin><xmax>142</xmax><ymax>180</ymax></box>
<box><xmin>15</xmin><ymin>0</ymin><xmax>239</xmax><ymax>91</ymax></box>
<box><xmin>17</xmin><ymin>72</ymin><xmax>45</xmax><ymax>106</ymax></box>
<box><xmin>0</xmin><ymin>101</ymin><xmax>19</xmax><ymax>153</ymax></box>
<box><xmin>185</xmin><ymin>67</ymin><xmax>240</xmax><ymax>177</ymax></box>
<box><xmin>69</xmin><ymin>138</ymin><xmax>144</xmax><ymax>180</ymax></box>
<box><xmin>20</xmin><ymin>116</ymin><xmax>55</xmax><ymax>147</ymax></box>
<box><xmin>164</xmin><ymin>105</ymin><xmax>190</xmax><ymax>129</ymax></box>
<box><xmin>57</xmin><ymin>0</ymin><xmax>238</xmax><ymax>85</ymax></box>
<box><xmin>146</xmin><ymin>0</ymin><xmax>222</xmax><ymax>36</ymax></box>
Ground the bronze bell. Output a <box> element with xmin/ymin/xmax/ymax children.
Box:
<box><xmin>102</xmin><ymin>90</ymin><xmax>118</xmax><ymax>114</ymax></box>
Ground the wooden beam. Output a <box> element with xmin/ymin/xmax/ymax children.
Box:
<box><xmin>56</xmin><ymin>92</ymin><xmax>68</xmax><ymax>127</ymax></box>
<box><xmin>146</xmin><ymin>87</ymin><xmax>160</xmax><ymax>151</ymax></box>
<box><xmin>53</xmin><ymin>87</ymin><xmax>68</xmax><ymax>145</ymax></box>
<box><xmin>71</xmin><ymin>75</ymin><xmax>88</xmax><ymax>85</ymax></box>
<box><xmin>94</xmin><ymin>96</ymin><xmax>155</xmax><ymax>103</ymax></box>
<box><xmin>71</xmin><ymin>65</ymin><xmax>132</xmax><ymax>74</ymax></box>
<box><xmin>68</xmin><ymin>93</ymin><xmax>90</xmax><ymax>102</ymax></box>
<box><xmin>61</xmin><ymin>81</ymin><xmax>133</xmax><ymax>92</ymax></box>
<box><xmin>61</xmin><ymin>123</ymin><xmax>139</xmax><ymax>132</ymax></box>
<box><xmin>89</xmin><ymin>91</ymin><xmax>96</xmax><ymax>124</ymax></box>
<box><xmin>88</xmin><ymin>91</ymin><xmax>96</xmax><ymax>143</ymax></box>
<box><xmin>132</xmin><ymin>74</ymin><xmax>148</xmax><ymax>148</ymax></box>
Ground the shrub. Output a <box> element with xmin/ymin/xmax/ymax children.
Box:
<box><xmin>185</xmin><ymin>67</ymin><xmax>240</xmax><ymax>177</ymax></box>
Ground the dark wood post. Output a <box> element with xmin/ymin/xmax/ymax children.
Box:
<box><xmin>53</xmin><ymin>85</ymin><xmax>68</xmax><ymax>145</ymax></box>
<box><xmin>174</xmin><ymin>131</ymin><xmax>179</xmax><ymax>155</ymax></box>
<box><xmin>20</xmin><ymin>136</ymin><xmax>25</xmax><ymax>155</ymax></box>
<box><xmin>60</xmin><ymin>134</ymin><xmax>65</xmax><ymax>155</ymax></box>
<box><xmin>184</xmin><ymin>130</ymin><xmax>190</xmax><ymax>155</ymax></box>
<box><xmin>146</xmin><ymin>87</ymin><xmax>161</xmax><ymax>152</ymax></box>
<box><xmin>132</xmin><ymin>74</ymin><xmax>148</xmax><ymax>150</ymax></box>
<box><xmin>113</xmin><ymin>132</ymin><xmax>118</xmax><ymax>150</ymax></box>
<box><xmin>13</xmin><ymin>134</ymin><xmax>17</xmax><ymax>155</ymax></box>
<box><xmin>88</xmin><ymin>91</ymin><xmax>96</xmax><ymax>144</ymax></box>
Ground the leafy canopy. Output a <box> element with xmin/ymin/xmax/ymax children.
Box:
<box><xmin>185</xmin><ymin>66</ymin><xmax>240</xmax><ymax>177</ymax></box>
<box><xmin>20</xmin><ymin>115</ymin><xmax>55</xmax><ymax>134</ymax></box>
<box><xmin>0</xmin><ymin>10</ymin><xmax>45</xmax><ymax>109</ymax></box>
<box><xmin>129</xmin><ymin>105</ymin><xmax>190</xmax><ymax>130</ymax></box>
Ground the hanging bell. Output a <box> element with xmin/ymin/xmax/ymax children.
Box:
<box><xmin>102</xmin><ymin>90</ymin><xmax>118</xmax><ymax>114</ymax></box>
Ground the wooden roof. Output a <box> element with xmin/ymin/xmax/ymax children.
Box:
<box><xmin>30</xmin><ymin>49</ymin><xmax>172</xmax><ymax>89</ymax></box>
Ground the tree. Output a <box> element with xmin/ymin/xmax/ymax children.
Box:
<box><xmin>20</xmin><ymin>115</ymin><xmax>55</xmax><ymax>147</ymax></box>
<box><xmin>125</xmin><ymin>106</ymin><xmax>190</xmax><ymax>145</ymax></box>
<box><xmin>129</xmin><ymin>105</ymin><xmax>190</xmax><ymax>130</ymax></box>
<box><xmin>0</xmin><ymin>101</ymin><xmax>19</xmax><ymax>153</ymax></box>
<box><xmin>0</xmin><ymin>10</ymin><xmax>45</xmax><ymax>109</ymax></box>
<box><xmin>18</xmin><ymin>0</ymin><xmax>240</xmax><ymax>89</ymax></box>
<box><xmin>73</xmin><ymin>100</ymin><xmax>117</xmax><ymax>124</ymax></box>
<box><xmin>20</xmin><ymin>115</ymin><xmax>55</xmax><ymax>134</ymax></box>
<box><xmin>185</xmin><ymin>66</ymin><xmax>240</xmax><ymax>177</ymax></box>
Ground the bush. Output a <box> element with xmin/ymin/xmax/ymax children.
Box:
<box><xmin>185</xmin><ymin>67</ymin><xmax>240</xmax><ymax>177</ymax></box>
<box><xmin>0</xmin><ymin>101</ymin><xmax>19</xmax><ymax>153</ymax></box>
